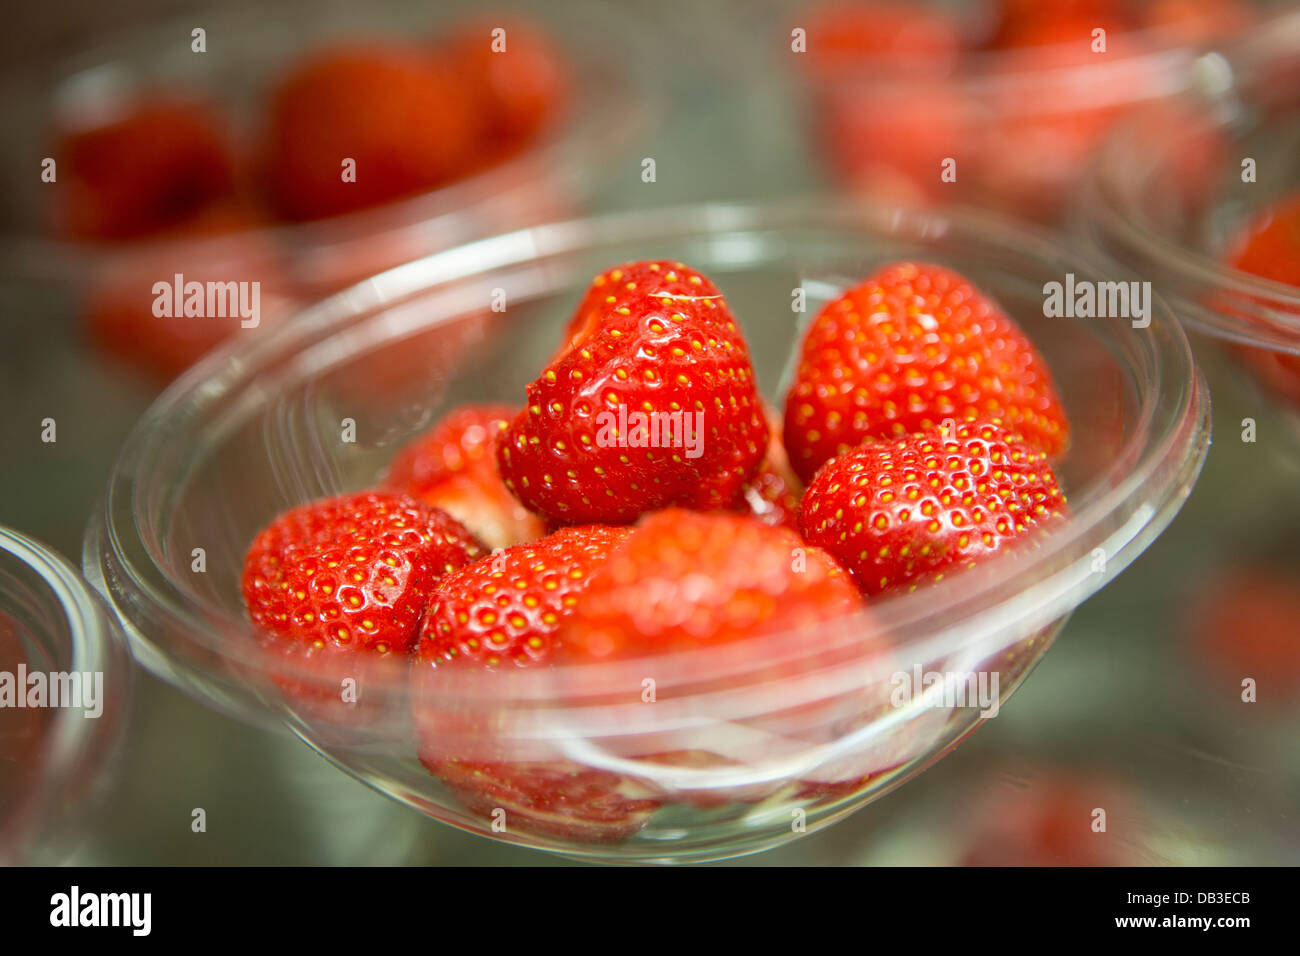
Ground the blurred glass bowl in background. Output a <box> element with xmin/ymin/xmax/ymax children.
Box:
<box><xmin>1079</xmin><ymin>8</ymin><xmax>1300</xmax><ymax>452</ymax></box>
<box><xmin>0</xmin><ymin>0</ymin><xmax>650</xmax><ymax>384</ymax></box>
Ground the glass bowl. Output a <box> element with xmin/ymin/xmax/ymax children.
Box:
<box><xmin>0</xmin><ymin>526</ymin><xmax>131</xmax><ymax>864</ymax></box>
<box><xmin>85</xmin><ymin>198</ymin><xmax>1209</xmax><ymax>863</ymax></box>
<box><xmin>795</xmin><ymin>0</ymin><xmax>1274</xmax><ymax>223</ymax></box>
<box><xmin>0</xmin><ymin>0</ymin><xmax>648</xmax><ymax>379</ymax></box>
<box><xmin>1078</xmin><ymin>10</ymin><xmax>1300</xmax><ymax>450</ymax></box>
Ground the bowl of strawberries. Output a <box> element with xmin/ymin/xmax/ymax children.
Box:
<box><xmin>794</xmin><ymin>0</ymin><xmax>1272</xmax><ymax>223</ymax></box>
<box><xmin>1079</xmin><ymin>10</ymin><xmax>1300</xmax><ymax>452</ymax></box>
<box><xmin>84</xmin><ymin>198</ymin><xmax>1209</xmax><ymax>862</ymax></box>
<box><xmin>0</xmin><ymin>0</ymin><xmax>645</xmax><ymax>385</ymax></box>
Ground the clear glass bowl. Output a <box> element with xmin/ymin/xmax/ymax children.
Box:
<box><xmin>85</xmin><ymin>198</ymin><xmax>1209</xmax><ymax>862</ymax></box>
<box><xmin>797</xmin><ymin>1</ymin><xmax>1274</xmax><ymax>223</ymax></box>
<box><xmin>1077</xmin><ymin>9</ymin><xmax>1300</xmax><ymax>447</ymax></box>
<box><xmin>0</xmin><ymin>526</ymin><xmax>131</xmax><ymax>864</ymax></box>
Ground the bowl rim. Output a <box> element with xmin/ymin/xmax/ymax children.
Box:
<box><xmin>0</xmin><ymin>525</ymin><xmax>130</xmax><ymax>862</ymax></box>
<box><xmin>1078</xmin><ymin>15</ymin><xmax>1300</xmax><ymax>354</ymax></box>
<box><xmin>0</xmin><ymin>0</ymin><xmax>653</xmax><ymax>284</ymax></box>
<box><xmin>85</xmin><ymin>196</ymin><xmax>1210</xmax><ymax>711</ymax></box>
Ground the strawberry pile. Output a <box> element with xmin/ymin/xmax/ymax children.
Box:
<box><xmin>241</xmin><ymin>257</ymin><xmax>1071</xmax><ymax>844</ymax></box>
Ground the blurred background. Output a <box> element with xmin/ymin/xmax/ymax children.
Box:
<box><xmin>0</xmin><ymin>0</ymin><xmax>1298</xmax><ymax>864</ymax></box>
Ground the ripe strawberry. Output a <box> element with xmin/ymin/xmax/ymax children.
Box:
<box><xmin>52</xmin><ymin>97</ymin><xmax>236</xmax><ymax>242</ymax></box>
<box><xmin>262</xmin><ymin>43</ymin><xmax>479</xmax><ymax>220</ymax></box>
<box><xmin>82</xmin><ymin>211</ymin><xmax>292</xmax><ymax>383</ymax></box>
<box><xmin>1226</xmin><ymin>192</ymin><xmax>1300</xmax><ymax>407</ymax></box>
<box><xmin>1229</xmin><ymin>191</ymin><xmax>1300</xmax><ymax>290</ymax></box>
<box><xmin>801</xmin><ymin>1</ymin><xmax>962</xmax><ymax>75</ymax></box>
<box><xmin>414</xmin><ymin>524</ymin><xmax>632</xmax><ymax>668</ymax></box>
<box><xmin>800</xmin><ymin>421</ymin><xmax>1066</xmax><ymax>596</ymax></box>
<box><xmin>1141</xmin><ymin>0</ymin><xmax>1256</xmax><ymax>46</ymax></box>
<box><xmin>441</xmin><ymin>17</ymin><xmax>571</xmax><ymax>155</ymax></box>
<box><xmin>553</xmin><ymin>510</ymin><xmax>866</xmax><ymax>807</ymax></box>
<box><xmin>241</xmin><ymin>490</ymin><xmax>483</xmax><ymax>660</ymax></box>
<box><xmin>411</xmin><ymin>523</ymin><xmax>656</xmax><ymax>842</ymax></box>
<box><xmin>557</xmin><ymin>510</ymin><xmax>860</xmax><ymax>661</ymax></box>
<box><xmin>497</xmin><ymin>261</ymin><xmax>769</xmax><ymax>525</ymax></box>
<box><xmin>987</xmin><ymin>1</ymin><xmax>1132</xmax><ymax>50</ymax></box>
<box><xmin>383</xmin><ymin>405</ymin><xmax>545</xmax><ymax>550</ymax></box>
<box><xmin>783</xmin><ymin>261</ymin><xmax>1068</xmax><ymax>483</ymax></box>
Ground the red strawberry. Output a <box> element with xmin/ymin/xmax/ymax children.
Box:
<box><xmin>960</xmin><ymin>768</ymin><xmax>1137</xmax><ymax>866</ymax></box>
<box><xmin>52</xmin><ymin>97</ymin><xmax>236</xmax><ymax>242</ymax></box>
<box><xmin>1141</xmin><ymin>0</ymin><xmax>1256</xmax><ymax>46</ymax></box>
<box><xmin>415</xmin><ymin>524</ymin><xmax>632</xmax><ymax>668</ymax></box>
<box><xmin>819</xmin><ymin>81</ymin><xmax>972</xmax><ymax>206</ymax></box>
<box><xmin>1226</xmin><ymin>192</ymin><xmax>1300</xmax><ymax>407</ymax></box>
<box><xmin>241</xmin><ymin>490</ymin><xmax>483</xmax><ymax>660</ymax></box>
<box><xmin>497</xmin><ymin>261</ymin><xmax>769</xmax><ymax>525</ymax></box>
<box><xmin>553</xmin><ymin>510</ymin><xmax>866</xmax><ymax>806</ymax></box>
<box><xmin>82</xmin><ymin>211</ymin><xmax>293</xmax><ymax>384</ymax></box>
<box><xmin>384</xmin><ymin>405</ymin><xmax>545</xmax><ymax>550</ymax></box>
<box><xmin>441</xmin><ymin>17</ymin><xmax>571</xmax><ymax>155</ymax></box>
<box><xmin>428</xmin><ymin>760</ymin><xmax>662</xmax><ymax>845</ymax></box>
<box><xmin>1230</xmin><ymin>191</ymin><xmax>1300</xmax><ymax>290</ymax></box>
<box><xmin>987</xmin><ymin>1</ymin><xmax>1132</xmax><ymax>50</ymax></box>
<box><xmin>800</xmin><ymin>421</ymin><xmax>1066</xmax><ymax>596</ymax></box>
<box><xmin>262</xmin><ymin>43</ymin><xmax>479</xmax><ymax>221</ymax></box>
<box><xmin>411</xmin><ymin>523</ymin><xmax>656</xmax><ymax>842</ymax></box>
<box><xmin>783</xmin><ymin>261</ymin><xmax>1068</xmax><ymax>483</ymax></box>
<box><xmin>558</xmin><ymin>509</ymin><xmax>860</xmax><ymax>661</ymax></box>
<box><xmin>802</xmin><ymin>1</ymin><xmax>962</xmax><ymax>75</ymax></box>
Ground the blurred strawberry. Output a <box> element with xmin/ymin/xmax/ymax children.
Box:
<box><xmin>1226</xmin><ymin>192</ymin><xmax>1300</xmax><ymax>407</ymax></box>
<box><xmin>988</xmin><ymin>1</ymin><xmax>1133</xmax><ymax>50</ymax></box>
<box><xmin>262</xmin><ymin>43</ymin><xmax>480</xmax><ymax>220</ymax></box>
<box><xmin>82</xmin><ymin>206</ymin><xmax>294</xmax><ymax>384</ymax></box>
<box><xmin>1229</xmin><ymin>191</ymin><xmax>1300</xmax><ymax>290</ymax></box>
<box><xmin>51</xmin><ymin>97</ymin><xmax>236</xmax><ymax>241</ymax></box>
<box><xmin>801</xmin><ymin>1</ymin><xmax>961</xmax><ymax>75</ymax></box>
<box><xmin>800</xmin><ymin>421</ymin><xmax>1067</xmax><ymax>596</ymax></box>
<box><xmin>819</xmin><ymin>81</ymin><xmax>970</xmax><ymax>206</ymax></box>
<box><xmin>1141</xmin><ymin>0</ymin><xmax>1257</xmax><ymax>46</ymax></box>
<box><xmin>557</xmin><ymin>510</ymin><xmax>860</xmax><ymax>662</ymax></box>
<box><xmin>783</xmin><ymin>261</ymin><xmax>1068</xmax><ymax>483</ymax></box>
<box><xmin>1190</xmin><ymin>566</ymin><xmax>1300</xmax><ymax>707</ymax></box>
<box><xmin>384</xmin><ymin>404</ymin><xmax>545</xmax><ymax>550</ymax></box>
<box><xmin>960</xmin><ymin>768</ymin><xmax>1137</xmax><ymax>865</ymax></box>
<box><xmin>442</xmin><ymin>16</ymin><xmax>571</xmax><ymax>156</ymax></box>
